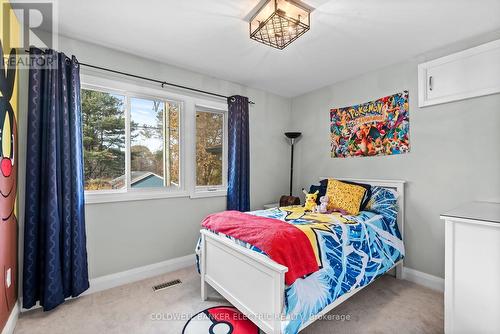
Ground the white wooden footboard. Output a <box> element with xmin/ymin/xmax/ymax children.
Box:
<box><xmin>200</xmin><ymin>230</ymin><xmax>287</xmax><ymax>334</ymax></box>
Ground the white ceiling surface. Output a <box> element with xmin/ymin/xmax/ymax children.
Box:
<box><xmin>57</xmin><ymin>0</ymin><xmax>500</xmax><ymax>97</ymax></box>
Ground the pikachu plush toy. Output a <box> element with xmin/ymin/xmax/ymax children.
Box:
<box><xmin>302</xmin><ymin>189</ymin><xmax>319</xmax><ymax>212</ymax></box>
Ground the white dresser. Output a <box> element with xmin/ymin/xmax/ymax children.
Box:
<box><xmin>441</xmin><ymin>202</ymin><xmax>500</xmax><ymax>334</ymax></box>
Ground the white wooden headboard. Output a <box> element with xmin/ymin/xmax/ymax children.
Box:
<box><xmin>319</xmin><ymin>177</ymin><xmax>406</xmax><ymax>246</ymax></box>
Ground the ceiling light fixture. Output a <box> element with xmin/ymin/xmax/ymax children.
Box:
<box><xmin>250</xmin><ymin>0</ymin><xmax>311</xmax><ymax>50</ymax></box>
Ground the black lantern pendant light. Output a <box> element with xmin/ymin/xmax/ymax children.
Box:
<box><xmin>249</xmin><ymin>0</ymin><xmax>312</xmax><ymax>50</ymax></box>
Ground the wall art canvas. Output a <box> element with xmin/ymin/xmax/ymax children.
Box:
<box><xmin>330</xmin><ymin>91</ymin><xmax>410</xmax><ymax>158</ymax></box>
<box><xmin>0</xmin><ymin>0</ymin><xmax>20</xmax><ymax>330</ymax></box>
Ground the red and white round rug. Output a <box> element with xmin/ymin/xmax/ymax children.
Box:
<box><xmin>182</xmin><ymin>306</ymin><xmax>259</xmax><ymax>334</ymax></box>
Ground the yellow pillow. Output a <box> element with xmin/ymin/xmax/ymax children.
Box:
<box><xmin>326</xmin><ymin>179</ymin><xmax>366</xmax><ymax>215</ymax></box>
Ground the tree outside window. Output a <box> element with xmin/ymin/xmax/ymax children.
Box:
<box><xmin>82</xmin><ymin>90</ymin><xmax>125</xmax><ymax>190</ymax></box>
<box><xmin>196</xmin><ymin>111</ymin><xmax>223</xmax><ymax>186</ymax></box>
<box><xmin>82</xmin><ymin>86</ymin><xmax>226</xmax><ymax>194</ymax></box>
<box><xmin>82</xmin><ymin>89</ymin><xmax>180</xmax><ymax>190</ymax></box>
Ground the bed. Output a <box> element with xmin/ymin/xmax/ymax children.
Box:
<box><xmin>198</xmin><ymin>178</ymin><xmax>405</xmax><ymax>334</ymax></box>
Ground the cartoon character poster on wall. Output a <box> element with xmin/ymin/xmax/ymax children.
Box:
<box><xmin>330</xmin><ymin>91</ymin><xmax>410</xmax><ymax>158</ymax></box>
<box><xmin>0</xmin><ymin>40</ymin><xmax>18</xmax><ymax>318</ymax></box>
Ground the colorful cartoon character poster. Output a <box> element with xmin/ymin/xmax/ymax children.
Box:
<box><xmin>0</xmin><ymin>0</ymin><xmax>19</xmax><ymax>330</ymax></box>
<box><xmin>330</xmin><ymin>91</ymin><xmax>410</xmax><ymax>158</ymax></box>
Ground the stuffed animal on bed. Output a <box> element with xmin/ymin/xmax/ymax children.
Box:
<box><xmin>314</xmin><ymin>195</ymin><xmax>329</xmax><ymax>214</ymax></box>
<box><xmin>302</xmin><ymin>189</ymin><xmax>319</xmax><ymax>212</ymax></box>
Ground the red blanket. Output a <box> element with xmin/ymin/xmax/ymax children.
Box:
<box><xmin>202</xmin><ymin>210</ymin><xmax>319</xmax><ymax>285</ymax></box>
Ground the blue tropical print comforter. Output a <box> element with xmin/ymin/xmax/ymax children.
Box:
<box><xmin>197</xmin><ymin>187</ymin><xmax>404</xmax><ymax>334</ymax></box>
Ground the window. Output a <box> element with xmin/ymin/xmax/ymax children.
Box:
<box><xmin>82</xmin><ymin>89</ymin><xmax>126</xmax><ymax>190</ymax></box>
<box><xmin>130</xmin><ymin>98</ymin><xmax>180</xmax><ymax>188</ymax></box>
<box><xmin>195</xmin><ymin>109</ymin><xmax>226</xmax><ymax>190</ymax></box>
<box><xmin>82</xmin><ymin>87</ymin><xmax>181</xmax><ymax>194</ymax></box>
<box><xmin>81</xmin><ymin>75</ymin><xmax>228</xmax><ymax>203</ymax></box>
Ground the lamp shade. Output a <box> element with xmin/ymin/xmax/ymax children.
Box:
<box><xmin>285</xmin><ymin>132</ymin><xmax>302</xmax><ymax>139</ymax></box>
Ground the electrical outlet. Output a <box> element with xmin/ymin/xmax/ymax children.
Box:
<box><xmin>6</xmin><ymin>268</ymin><xmax>11</xmax><ymax>288</ymax></box>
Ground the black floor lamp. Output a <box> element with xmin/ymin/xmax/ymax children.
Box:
<box><xmin>280</xmin><ymin>132</ymin><xmax>302</xmax><ymax>206</ymax></box>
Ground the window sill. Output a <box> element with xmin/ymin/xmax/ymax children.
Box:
<box><xmin>190</xmin><ymin>189</ymin><xmax>227</xmax><ymax>199</ymax></box>
<box><xmin>85</xmin><ymin>190</ymin><xmax>190</xmax><ymax>204</ymax></box>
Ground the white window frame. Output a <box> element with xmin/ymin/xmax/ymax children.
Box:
<box><xmin>127</xmin><ymin>92</ymin><xmax>183</xmax><ymax>190</ymax></box>
<box><xmin>80</xmin><ymin>73</ymin><xmax>228</xmax><ymax>204</ymax></box>
<box><xmin>191</xmin><ymin>104</ymin><xmax>228</xmax><ymax>198</ymax></box>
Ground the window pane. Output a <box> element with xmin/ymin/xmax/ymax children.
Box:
<box><xmin>196</xmin><ymin>111</ymin><xmax>223</xmax><ymax>186</ymax></box>
<box><xmin>130</xmin><ymin>98</ymin><xmax>180</xmax><ymax>188</ymax></box>
<box><xmin>82</xmin><ymin>89</ymin><xmax>126</xmax><ymax>190</ymax></box>
<box><xmin>167</xmin><ymin>101</ymin><xmax>180</xmax><ymax>186</ymax></box>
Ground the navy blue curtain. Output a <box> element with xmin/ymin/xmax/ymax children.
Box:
<box><xmin>227</xmin><ymin>95</ymin><xmax>250</xmax><ymax>211</ymax></box>
<box><xmin>23</xmin><ymin>48</ymin><xmax>89</xmax><ymax>311</ymax></box>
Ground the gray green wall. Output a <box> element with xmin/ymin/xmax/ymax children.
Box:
<box><xmin>17</xmin><ymin>31</ymin><xmax>500</xmax><ymax>283</ymax></box>
<box><xmin>18</xmin><ymin>36</ymin><xmax>292</xmax><ymax>279</ymax></box>
<box><xmin>289</xmin><ymin>33</ymin><xmax>500</xmax><ymax>278</ymax></box>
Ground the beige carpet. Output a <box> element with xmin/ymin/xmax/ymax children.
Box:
<box><xmin>14</xmin><ymin>266</ymin><xmax>443</xmax><ymax>334</ymax></box>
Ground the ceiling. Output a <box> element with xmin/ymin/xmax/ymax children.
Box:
<box><xmin>56</xmin><ymin>0</ymin><xmax>500</xmax><ymax>97</ymax></box>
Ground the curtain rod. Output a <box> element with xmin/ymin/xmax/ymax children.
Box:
<box><xmin>24</xmin><ymin>49</ymin><xmax>255</xmax><ymax>105</ymax></box>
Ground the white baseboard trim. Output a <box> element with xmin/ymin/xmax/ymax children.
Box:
<box><xmin>21</xmin><ymin>253</ymin><xmax>195</xmax><ymax>313</ymax></box>
<box><xmin>402</xmin><ymin>266</ymin><xmax>444</xmax><ymax>292</ymax></box>
<box><xmin>1</xmin><ymin>302</ymin><xmax>19</xmax><ymax>334</ymax></box>
<box><xmin>86</xmin><ymin>253</ymin><xmax>195</xmax><ymax>295</ymax></box>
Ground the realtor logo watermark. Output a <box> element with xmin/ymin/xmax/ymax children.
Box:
<box><xmin>2</xmin><ymin>0</ymin><xmax>58</xmax><ymax>68</ymax></box>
